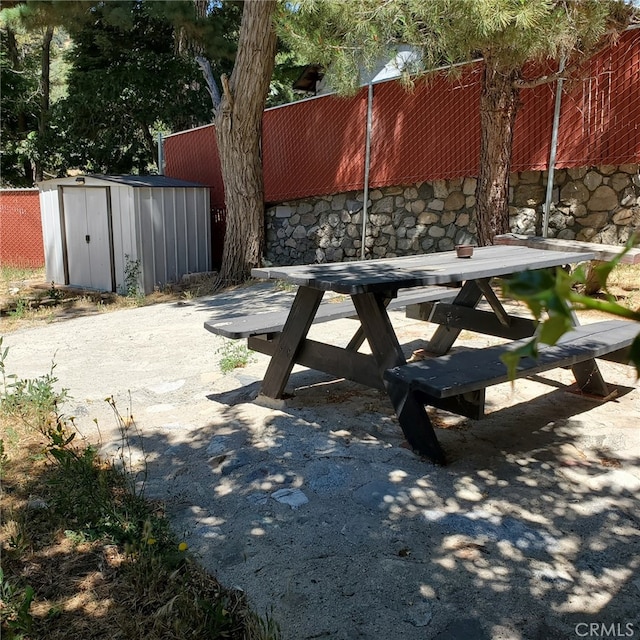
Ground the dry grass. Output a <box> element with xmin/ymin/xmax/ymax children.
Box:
<box><xmin>0</xmin><ymin>267</ymin><xmax>220</xmax><ymax>333</ymax></box>
<box><xmin>604</xmin><ymin>263</ymin><xmax>640</xmax><ymax>311</ymax></box>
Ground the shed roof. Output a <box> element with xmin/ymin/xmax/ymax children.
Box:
<box><xmin>38</xmin><ymin>175</ymin><xmax>207</xmax><ymax>189</ymax></box>
<box><xmin>93</xmin><ymin>175</ymin><xmax>206</xmax><ymax>188</ymax></box>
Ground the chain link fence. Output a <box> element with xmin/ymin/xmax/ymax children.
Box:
<box><xmin>555</xmin><ymin>28</ymin><xmax>640</xmax><ymax>168</ymax></box>
<box><xmin>165</xmin><ymin>28</ymin><xmax>639</xmax><ymax>205</ymax></box>
<box><xmin>0</xmin><ymin>189</ymin><xmax>45</xmax><ymax>268</ymax></box>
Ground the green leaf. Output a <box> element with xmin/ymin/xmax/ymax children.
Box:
<box><xmin>538</xmin><ymin>314</ymin><xmax>572</xmax><ymax>346</ymax></box>
<box><xmin>500</xmin><ymin>338</ymin><xmax>538</xmax><ymax>381</ymax></box>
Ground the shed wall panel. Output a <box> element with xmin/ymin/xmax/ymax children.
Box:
<box><xmin>174</xmin><ymin>189</ymin><xmax>188</xmax><ymax>277</ymax></box>
<box><xmin>141</xmin><ymin>187</ymin><xmax>166</xmax><ymax>290</ymax></box>
<box><xmin>136</xmin><ymin>189</ymin><xmax>156</xmax><ymax>294</ymax></box>
<box><xmin>110</xmin><ymin>184</ymin><xmax>138</xmax><ymax>293</ymax></box>
<box><xmin>196</xmin><ymin>188</ymin><xmax>211</xmax><ymax>271</ymax></box>
<box><xmin>39</xmin><ymin>187</ymin><xmax>65</xmax><ymax>283</ymax></box>
<box><xmin>161</xmin><ymin>189</ymin><xmax>178</xmax><ymax>283</ymax></box>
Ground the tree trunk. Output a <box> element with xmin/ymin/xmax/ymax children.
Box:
<box><xmin>139</xmin><ymin>121</ymin><xmax>157</xmax><ymax>169</ymax></box>
<box><xmin>475</xmin><ymin>59</ymin><xmax>521</xmax><ymax>246</ymax></box>
<box><xmin>6</xmin><ymin>27</ymin><xmax>31</xmax><ymax>183</ymax></box>
<box><xmin>214</xmin><ymin>0</ymin><xmax>277</xmax><ymax>287</ymax></box>
<box><xmin>35</xmin><ymin>25</ymin><xmax>54</xmax><ymax>183</ymax></box>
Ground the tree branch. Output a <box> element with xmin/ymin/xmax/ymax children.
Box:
<box><xmin>221</xmin><ymin>73</ymin><xmax>233</xmax><ymax>110</ymax></box>
<box><xmin>195</xmin><ymin>55</ymin><xmax>221</xmax><ymax>111</ymax></box>
<box><xmin>513</xmin><ymin>30</ymin><xmax>624</xmax><ymax>89</ymax></box>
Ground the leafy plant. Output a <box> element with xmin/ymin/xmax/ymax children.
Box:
<box><xmin>0</xmin><ymin>338</ymin><xmax>69</xmax><ymax>434</ymax></box>
<box><xmin>501</xmin><ymin>238</ymin><xmax>640</xmax><ymax>378</ymax></box>
<box><xmin>8</xmin><ymin>298</ymin><xmax>28</xmax><ymax>319</ymax></box>
<box><xmin>46</xmin><ymin>281</ymin><xmax>63</xmax><ymax>302</ymax></box>
<box><xmin>217</xmin><ymin>340</ymin><xmax>255</xmax><ymax>374</ymax></box>
<box><xmin>122</xmin><ymin>254</ymin><xmax>143</xmax><ymax>299</ymax></box>
<box><xmin>273</xmin><ymin>279</ymin><xmax>296</xmax><ymax>293</ymax></box>
<box><xmin>0</xmin><ymin>568</ymin><xmax>35</xmax><ymax>638</ymax></box>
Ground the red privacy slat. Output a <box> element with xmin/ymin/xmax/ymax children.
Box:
<box><xmin>263</xmin><ymin>90</ymin><xmax>368</xmax><ymax>202</ymax></box>
<box><xmin>369</xmin><ymin>65</ymin><xmax>482</xmax><ymax>184</ymax></box>
<box><xmin>556</xmin><ymin>29</ymin><xmax>640</xmax><ymax>167</ymax></box>
<box><xmin>0</xmin><ymin>190</ymin><xmax>44</xmax><ymax>268</ymax></box>
<box><xmin>164</xmin><ymin>124</ymin><xmax>226</xmax><ymax>208</ymax></box>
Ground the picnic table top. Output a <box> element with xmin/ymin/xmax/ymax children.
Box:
<box><xmin>252</xmin><ymin>245</ymin><xmax>595</xmax><ymax>295</ymax></box>
<box><xmin>494</xmin><ymin>234</ymin><xmax>640</xmax><ymax>264</ymax></box>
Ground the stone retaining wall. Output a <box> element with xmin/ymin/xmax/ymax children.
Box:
<box><xmin>264</xmin><ymin>163</ymin><xmax>640</xmax><ymax>266</ymax></box>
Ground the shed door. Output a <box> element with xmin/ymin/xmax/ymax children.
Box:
<box><xmin>62</xmin><ymin>187</ymin><xmax>113</xmax><ymax>291</ymax></box>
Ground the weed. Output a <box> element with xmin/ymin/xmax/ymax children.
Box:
<box><xmin>0</xmin><ymin>338</ymin><xmax>68</xmax><ymax>434</ymax></box>
<box><xmin>217</xmin><ymin>340</ymin><xmax>255</xmax><ymax>373</ymax></box>
<box><xmin>8</xmin><ymin>298</ymin><xmax>28</xmax><ymax>319</ymax></box>
<box><xmin>105</xmin><ymin>393</ymin><xmax>147</xmax><ymax>499</ymax></box>
<box><xmin>46</xmin><ymin>281</ymin><xmax>63</xmax><ymax>302</ymax></box>
<box><xmin>122</xmin><ymin>254</ymin><xmax>144</xmax><ymax>301</ymax></box>
<box><xmin>274</xmin><ymin>279</ymin><xmax>296</xmax><ymax>292</ymax></box>
<box><xmin>0</xmin><ymin>568</ymin><xmax>35</xmax><ymax>638</ymax></box>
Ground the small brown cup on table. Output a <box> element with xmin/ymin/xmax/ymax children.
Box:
<box><xmin>455</xmin><ymin>244</ymin><xmax>474</xmax><ymax>258</ymax></box>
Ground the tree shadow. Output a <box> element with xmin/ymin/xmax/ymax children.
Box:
<box><xmin>131</xmin><ymin>364</ymin><xmax>639</xmax><ymax>639</ymax></box>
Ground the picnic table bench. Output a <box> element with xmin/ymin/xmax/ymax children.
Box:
<box><xmin>384</xmin><ymin>319</ymin><xmax>637</xmax><ymax>426</ymax></box>
<box><xmin>204</xmin><ymin>285</ymin><xmax>460</xmax><ymax>339</ymax></box>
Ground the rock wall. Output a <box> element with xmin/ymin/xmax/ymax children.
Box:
<box><xmin>264</xmin><ymin>163</ymin><xmax>639</xmax><ymax>266</ymax></box>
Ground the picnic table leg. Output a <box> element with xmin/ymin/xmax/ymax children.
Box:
<box><xmin>568</xmin><ymin>310</ymin><xmax>610</xmax><ymax>396</ymax></box>
<box><xmin>259</xmin><ymin>286</ymin><xmax>324</xmax><ymax>399</ymax></box>
<box><xmin>345</xmin><ymin>294</ymin><xmax>394</xmax><ymax>352</ymax></box>
<box><xmin>351</xmin><ymin>292</ymin><xmax>446</xmax><ymax>464</ymax></box>
<box><xmin>385</xmin><ymin>382</ymin><xmax>447</xmax><ymax>464</ymax></box>
<box><xmin>425</xmin><ymin>280</ymin><xmax>484</xmax><ymax>355</ymax></box>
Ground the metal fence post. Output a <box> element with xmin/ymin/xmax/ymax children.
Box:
<box><xmin>543</xmin><ymin>56</ymin><xmax>566</xmax><ymax>238</ymax></box>
<box><xmin>157</xmin><ymin>132</ymin><xmax>164</xmax><ymax>175</ymax></box>
<box><xmin>360</xmin><ymin>82</ymin><xmax>374</xmax><ymax>260</ymax></box>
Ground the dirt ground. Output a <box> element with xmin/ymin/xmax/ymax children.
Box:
<box><xmin>2</xmin><ymin>282</ymin><xmax>639</xmax><ymax>640</ymax></box>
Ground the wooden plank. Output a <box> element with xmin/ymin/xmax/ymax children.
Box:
<box><xmin>205</xmin><ymin>286</ymin><xmax>459</xmax><ymax>339</ymax></box>
<box><xmin>384</xmin><ymin>320</ymin><xmax>637</xmax><ymax>399</ymax></box>
<box><xmin>476</xmin><ymin>278</ymin><xmax>511</xmax><ymax>327</ymax></box>
<box><xmin>248</xmin><ymin>335</ymin><xmax>384</xmax><ymax>390</ymax></box>
<box><xmin>494</xmin><ymin>234</ymin><xmax>640</xmax><ymax>264</ymax></box>
<box><xmin>566</xmin><ymin>308</ymin><xmax>608</xmax><ymax>395</ymax></box>
<box><xmin>351</xmin><ymin>292</ymin><xmax>407</xmax><ymax>374</ymax></box>
<box><xmin>351</xmin><ymin>291</ymin><xmax>450</xmax><ymax>464</ymax></box>
<box><xmin>570</xmin><ymin>359</ymin><xmax>610</xmax><ymax>396</ymax></box>
<box><xmin>409</xmin><ymin>302</ymin><xmax>537</xmax><ymax>340</ymax></box>
<box><xmin>414</xmin><ymin>389</ymin><xmax>486</xmax><ymax>421</ymax></box>
<box><xmin>385</xmin><ymin>379</ymin><xmax>447</xmax><ymax>464</ymax></box>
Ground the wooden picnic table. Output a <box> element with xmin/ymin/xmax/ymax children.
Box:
<box><xmin>251</xmin><ymin>245</ymin><xmax>611</xmax><ymax>463</ymax></box>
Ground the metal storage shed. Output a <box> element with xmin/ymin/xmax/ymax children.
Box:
<box><xmin>37</xmin><ymin>175</ymin><xmax>211</xmax><ymax>294</ymax></box>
